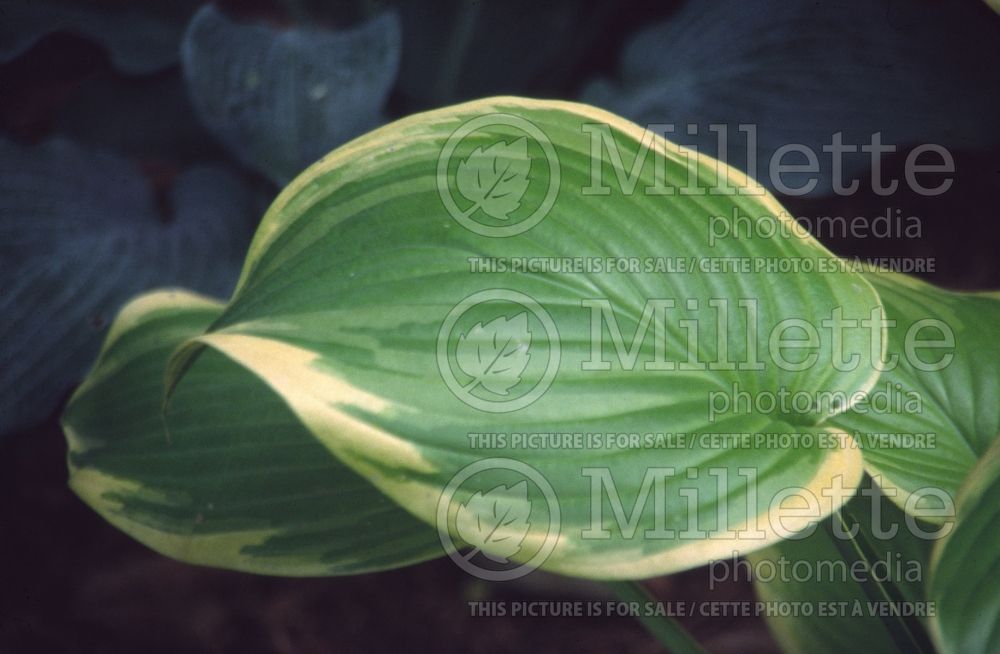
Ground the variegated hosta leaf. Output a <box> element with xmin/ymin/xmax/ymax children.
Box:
<box><xmin>62</xmin><ymin>290</ymin><xmax>441</xmax><ymax>575</ymax></box>
<box><xmin>583</xmin><ymin>0</ymin><xmax>1000</xmax><ymax>194</ymax></box>
<box><xmin>0</xmin><ymin>138</ymin><xmax>254</xmax><ymax>435</ymax></box>
<box><xmin>163</xmin><ymin>97</ymin><xmax>884</xmax><ymax>579</ymax></box>
<box><xmin>0</xmin><ymin>0</ymin><xmax>199</xmax><ymax>75</ymax></box>
<box><xmin>928</xmin><ymin>436</ymin><xmax>1000</xmax><ymax>654</ymax></box>
<box><xmin>831</xmin><ymin>272</ymin><xmax>1000</xmax><ymax>512</ymax></box>
<box><xmin>181</xmin><ymin>5</ymin><xmax>402</xmax><ymax>185</ymax></box>
<box><xmin>750</xmin><ymin>477</ymin><xmax>935</xmax><ymax>654</ymax></box>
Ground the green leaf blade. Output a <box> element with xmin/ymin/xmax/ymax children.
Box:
<box><xmin>831</xmin><ymin>271</ymin><xmax>1000</xmax><ymax>509</ymax></box>
<box><xmin>929</xmin><ymin>436</ymin><xmax>1000</xmax><ymax>654</ymax></box>
<box><xmin>167</xmin><ymin>97</ymin><xmax>886</xmax><ymax>578</ymax></box>
<box><xmin>63</xmin><ymin>290</ymin><xmax>441</xmax><ymax>576</ymax></box>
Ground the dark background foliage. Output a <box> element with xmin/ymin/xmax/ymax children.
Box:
<box><xmin>1</xmin><ymin>0</ymin><xmax>998</xmax><ymax>652</ymax></box>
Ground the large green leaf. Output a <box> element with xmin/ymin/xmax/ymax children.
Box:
<box><xmin>928</xmin><ymin>435</ymin><xmax>1000</xmax><ymax>654</ymax></box>
<box><xmin>0</xmin><ymin>138</ymin><xmax>254</xmax><ymax>435</ymax></box>
<box><xmin>163</xmin><ymin>97</ymin><xmax>884</xmax><ymax>579</ymax></box>
<box><xmin>63</xmin><ymin>290</ymin><xmax>441</xmax><ymax>575</ymax></box>
<box><xmin>181</xmin><ymin>5</ymin><xmax>401</xmax><ymax>184</ymax></box>
<box><xmin>749</xmin><ymin>477</ymin><xmax>936</xmax><ymax>654</ymax></box>
<box><xmin>831</xmin><ymin>271</ymin><xmax>1000</xmax><ymax>512</ymax></box>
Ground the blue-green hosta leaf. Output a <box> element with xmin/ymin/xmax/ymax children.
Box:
<box><xmin>928</xmin><ymin>435</ymin><xmax>1000</xmax><ymax>654</ymax></box>
<box><xmin>0</xmin><ymin>138</ymin><xmax>254</xmax><ymax>434</ymax></box>
<box><xmin>181</xmin><ymin>5</ymin><xmax>401</xmax><ymax>185</ymax></box>
<box><xmin>165</xmin><ymin>97</ymin><xmax>884</xmax><ymax>579</ymax></box>
<box><xmin>0</xmin><ymin>0</ymin><xmax>199</xmax><ymax>75</ymax></box>
<box><xmin>62</xmin><ymin>290</ymin><xmax>441</xmax><ymax>574</ymax></box>
<box><xmin>749</xmin><ymin>477</ymin><xmax>935</xmax><ymax>654</ymax></box>
<box><xmin>831</xmin><ymin>272</ymin><xmax>1000</xmax><ymax>513</ymax></box>
<box><xmin>583</xmin><ymin>0</ymin><xmax>1000</xmax><ymax>195</ymax></box>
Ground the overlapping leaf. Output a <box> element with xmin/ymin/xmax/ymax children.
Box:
<box><xmin>928</xmin><ymin>436</ymin><xmax>1000</xmax><ymax>654</ymax></box>
<box><xmin>0</xmin><ymin>138</ymin><xmax>254</xmax><ymax>434</ymax></box>
<box><xmin>750</xmin><ymin>477</ymin><xmax>935</xmax><ymax>654</ymax></box>
<box><xmin>63</xmin><ymin>290</ymin><xmax>442</xmax><ymax>574</ymax></box>
<box><xmin>831</xmin><ymin>272</ymin><xmax>1000</xmax><ymax>510</ymax></box>
<box><xmin>181</xmin><ymin>5</ymin><xmax>402</xmax><ymax>184</ymax></box>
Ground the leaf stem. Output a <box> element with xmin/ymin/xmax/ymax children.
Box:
<box><xmin>605</xmin><ymin>580</ymin><xmax>707</xmax><ymax>654</ymax></box>
<box><xmin>827</xmin><ymin>508</ymin><xmax>935</xmax><ymax>654</ymax></box>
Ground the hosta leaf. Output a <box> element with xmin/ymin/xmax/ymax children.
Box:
<box><xmin>0</xmin><ymin>138</ymin><xmax>253</xmax><ymax>434</ymax></box>
<box><xmin>62</xmin><ymin>290</ymin><xmax>441</xmax><ymax>575</ymax></box>
<box><xmin>928</xmin><ymin>435</ymin><xmax>1000</xmax><ymax>654</ymax></box>
<box><xmin>0</xmin><ymin>0</ymin><xmax>199</xmax><ymax>75</ymax></box>
<box><xmin>831</xmin><ymin>272</ymin><xmax>1000</xmax><ymax>512</ymax></box>
<box><xmin>750</xmin><ymin>477</ymin><xmax>935</xmax><ymax>654</ymax></box>
<box><xmin>164</xmin><ymin>97</ymin><xmax>883</xmax><ymax>578</ymax></box>
<box><xmin>583</xmin><ymin>0</ymin><xmax>1000</xmax><ymax>194</ymax></box>
<box><xmin>181</xmin><ymin>5</ymin><xmax>402</xmax><ymax>185</ymax></box>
